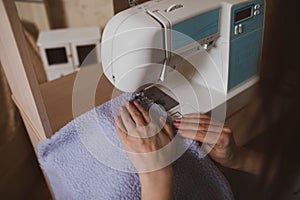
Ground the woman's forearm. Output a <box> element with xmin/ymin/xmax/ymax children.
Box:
<box><xmin>139</xmin><ymin>166</ymin><xmax>173</xmax><ymax>200</ymax></box>
<box><xmin>229</xmin><ymin>146</ymin><xmax>265</xmax><ymax>175</ymax></box>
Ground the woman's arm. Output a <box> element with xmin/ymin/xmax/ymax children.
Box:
<box><xmin>174</xmin><ymin>113</ymin><xmax>266</xmax><ymax>175</ymax></box>
<box><xmin>115</xmin><ymin>101</ymin><xmax>174</xmax><ymax>200</ymax></box>
<box><xmin>139</xmin><ymin>167</ymin><xmax>173</xmax><ymax>200</ymax></box>
<box><xmin>227</xmin><ymin>146</ymin><xmax>265</xmax><ymax>175</ymax></box>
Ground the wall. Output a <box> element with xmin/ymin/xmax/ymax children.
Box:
<box><xmin>16</xmin><ymin>0</ymin><xmax>114</xmax><ymax>32</ymax></box>
<box><xmin>16</xmin><ymin>1</ymin><xmax>50</xmax><ymax>32</ymax></box>
<box><xmin>48</xmin><ymin>0</ymin><xmax>113</xmax><ymax>29</ymax></box>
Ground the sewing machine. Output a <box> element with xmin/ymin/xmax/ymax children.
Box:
<box><xmin>101</xmin><ymin>0</ymin><xmax>265</xmax><ymax>117</ymax></box>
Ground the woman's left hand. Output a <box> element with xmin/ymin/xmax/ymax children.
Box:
<box><xmin>173</xmin><ymin>113</ymin><xmax>237</xmax><ymax>168</ymax></box>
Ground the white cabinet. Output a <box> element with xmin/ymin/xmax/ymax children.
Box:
<box><xmin>37</xmin><ymin>26</ymin><xmax>101</xmax><ymax>81</ymax></box>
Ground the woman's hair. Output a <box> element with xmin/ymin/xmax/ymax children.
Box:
<box><xmin>257</xmin><ymin>0</ymin><xmax>300</xmax><ymax>199</ymax></box>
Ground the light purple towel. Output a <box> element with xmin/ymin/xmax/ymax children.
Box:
<box><xmin>38</xmin><ymin>93</ymin><xmax>234</xmax><ymax>200</ymax></box>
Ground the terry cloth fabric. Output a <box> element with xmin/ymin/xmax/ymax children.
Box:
<box><xmin>38</xmin><ymin>93</ymin><xmax>234</xmax><ymax>200</ymax></box>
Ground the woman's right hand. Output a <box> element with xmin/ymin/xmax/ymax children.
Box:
<box><xmin>173</xmin><ymin>113</ymin><xmax>238</xmax><ymax>168</ymax></box>
<box><xmin>115</xmin><ymin>101</ymin><xmax>174</xmax><ymax>200</ymax></box>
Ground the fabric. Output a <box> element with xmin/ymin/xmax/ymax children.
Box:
<box><xmin>38</xmin><ymin>93</ymin><xmax>234</xmax><ymax>200</ymax></box>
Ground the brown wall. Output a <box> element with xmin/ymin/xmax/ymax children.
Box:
<box><xmin>113</xmin><ymin>0</ymin><xmax>149</xmax><ymax>14</ymax></box>
<box><xmin>16</xmin><ymin>0</ymin><xmax>114</xmax><ymax>31</ymax></box>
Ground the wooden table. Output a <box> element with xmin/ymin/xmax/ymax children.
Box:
<box><xmin>40</xmin><ymin>64</ymin><xmax>120</xmax><ymax>133</ymax></box>
<box><xmin>40</xmin><ymin>63</ymin><xmax>265</xmax><ymax>146</ymax></box>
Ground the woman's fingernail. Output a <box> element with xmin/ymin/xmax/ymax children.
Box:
<box><xmin>183</xmin><ymin>114</ymin><xmax>193</xmax><ymax>118</ymax></box>
<box><xmin>173</xmin><ymin>122</ymin><xmax>180</xmax><ymax>127</ymax></box>
<box><xmin>133</xmin><ymin>100</ymin><xmax>139</xmax><ymax>105</ymax></box>
<box><xmin>160</xmin><ymin>116</ymin><xmax>166</xmax><ymax>122</ymax></box>
<box><xmin>125</xmin><ymin>101</ymin><xmax>130</xmax><ymax>106</ymax></box>
<box><xmin>119</xmin><ymin>106</ymin><xmax>124</xmax><ymax>111</ymax></box>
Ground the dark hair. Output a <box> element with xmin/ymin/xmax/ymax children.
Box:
<box><xmin>257</xmin><ymin>0</ymin><xmax>300</xmax><ymax>199</ymax></box>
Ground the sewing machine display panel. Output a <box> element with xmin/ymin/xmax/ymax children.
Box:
<box><xmin>235</xmin><ymin>6</ymin><xmax>253</xmax><ymax>23</ymax></box>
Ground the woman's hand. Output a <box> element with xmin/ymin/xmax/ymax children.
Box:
<box><xmin>115</xmin><ymin>100</ymin><xmax>174</xmax><ymax>171</ymax></box>
<box><xmin>115</xmin><ymin>100</ymin><xmax>174</xmax><ymax>200</ymax></box>
<box><xmin>174</xmin><ymin>113</ymin><xmax>265</xmax><ymax>175</ymax></box>
<box><xmin>173</xmin><ymin>113</ymin><xmax>238</xmax><ymax>168</ymax></box>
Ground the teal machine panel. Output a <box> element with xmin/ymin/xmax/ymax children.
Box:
<box><xmin>228</xmin><ymin>0</ymin><xmax>264</xmax><ymax>90</ymax></box>
<box><xmin>172</xmin><ymin>9</ymin><xmax>220</xmax><ymax>50</ymax></box>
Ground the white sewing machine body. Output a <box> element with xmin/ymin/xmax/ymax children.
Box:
<box><xmin>101</xmin><ymin>0</ymin><xmax>265</xmax><ymax>116</ymax></box>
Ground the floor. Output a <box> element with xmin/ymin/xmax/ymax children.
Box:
<box><xmin>0</xmin><ymin>64</ymin><xmax>51</xmax><ymax>199</ymax></box>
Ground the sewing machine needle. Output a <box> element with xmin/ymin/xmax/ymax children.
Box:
<box><xmin>159</xmin><ymin>60</ymin><xmax>167</xmax><ymax>82</ymax></box>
